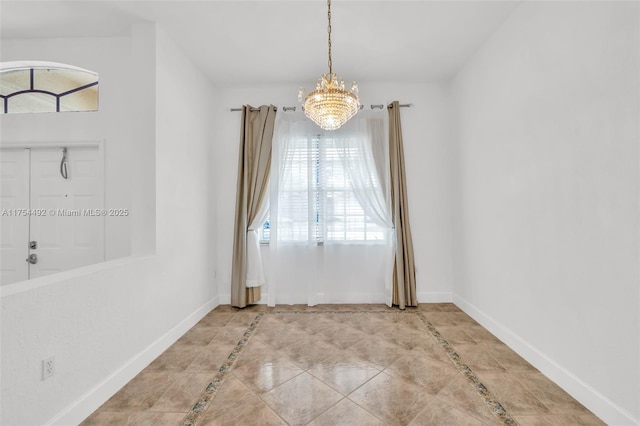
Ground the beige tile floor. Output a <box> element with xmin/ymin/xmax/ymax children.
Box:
<box><xmin>82</xmin><ymin>304</ymin><xmax>604</xmax><ymax>425</ymax></box>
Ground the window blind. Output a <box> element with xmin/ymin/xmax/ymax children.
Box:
<box><xmin>276</xmin><ymin>134</ymin><xmax>385</xmax><ymax>243</ymax></box>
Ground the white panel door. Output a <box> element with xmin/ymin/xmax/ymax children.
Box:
<box><xmin>0</xmin><ymin>149</ymin><xmax>30</xmax><ymax>284</ymax></box>
<box><xmin>29</xmin><ymin>147</ymin><xmax>105</xmax><ymax>279</ymax></box>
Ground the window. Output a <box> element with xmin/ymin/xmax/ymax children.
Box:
<box><xmin>0</xmin><ymin>61</ymin><xmax>99</xmax><ymax>114</ymax></box>
<box><xmin>275</xmin><ymin>133</ymin><xmax>386</xmax><ymax>243</ymax></box>
<box><xmin>260</xmin><ymin>219</ymin><xmax>270</xmax><ymax>242</ymax></box>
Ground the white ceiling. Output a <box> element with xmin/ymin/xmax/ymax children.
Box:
<box><xmin>0</xmin><ymin>1</ymin><xmax>521</xmax><ymax>86</ymax></box>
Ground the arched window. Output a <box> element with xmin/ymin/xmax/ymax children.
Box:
<box><xmin>0</xmin><ymin>61</ymin><xmax>98</xmax><ymax>114</ymax></box>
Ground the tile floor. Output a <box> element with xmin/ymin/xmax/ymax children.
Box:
<box><xmin>82</xmin><ymin>304</ymin><xmax>604</xmax><ymax>425</ymax></box>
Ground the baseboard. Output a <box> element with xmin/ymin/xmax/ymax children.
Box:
<box><xmin>318</xmin><ymin>292</ymin><xmax>388</xmax><ymax>304</ymax></box>
<box><xmin>46</xmin><ymin>296</ymin><xmax>219</xmax><ymax>426</ymax></box>
<box><xmin>418</xmin><ymin>291</ymin><xmax>453</xmax><ymax>303</ymax></box>
<box><xmin>453</xmin><ymin>295</ymin><xmax>638</xmax><ymax>426</ymax></box>
<box><xmin>220</xmin><ymin>292</ymin><xmax>453</xmax><ymax>305</ymax></box>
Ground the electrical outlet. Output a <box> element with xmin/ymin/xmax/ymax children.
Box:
<box><xmin>42</xmin><ymin>356</ymin><xmax>55</xmax><ymax>380</ymax></box>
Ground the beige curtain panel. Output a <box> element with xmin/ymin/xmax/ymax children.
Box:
<box><xmin>231</xmin><ymin>105</ymin><xmax>276</xmax><ymax>308</ymax></box>
<box><xmin>388</xmin><ymin>101</ymin><xmax>417</xmax><ymax>309</ymax></box>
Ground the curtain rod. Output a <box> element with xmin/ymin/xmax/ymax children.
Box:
<box><xmin>229</xmin><ymin>103</ymin><xmax>411</xmax><ymax>112</ymax></box>
<box><xmin>229</xmin><ymin>106</ymin><xmax>286</xmax><ymax>112</ymax></box>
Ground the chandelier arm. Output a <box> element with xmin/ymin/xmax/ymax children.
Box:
<box><xmin>327</xmin><ymin>0</ymin><xmax>332</xmax><ymax>75</ymax></box>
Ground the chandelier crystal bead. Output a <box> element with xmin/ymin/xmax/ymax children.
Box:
<box><xmin>299</xmin><ymin>0</ymin><xmax>360</xmax><ymax>131</ymax></box>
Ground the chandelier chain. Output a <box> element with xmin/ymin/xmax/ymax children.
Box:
<box><xmin>327</xmin><ymin>0</ymin><xmax>332</xmax><ymax>75</ymax></box>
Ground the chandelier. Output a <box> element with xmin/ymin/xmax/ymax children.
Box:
<box><xmin>298</xmin><ymin>0</ymin><xmax>360</xmax><ymax>131</ymax></box>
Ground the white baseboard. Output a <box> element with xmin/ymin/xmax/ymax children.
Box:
<box><xmin>453</xmin><ymin>295</ymin><xmax>638</xmax><ymax>426</ymax></box>
<box><xmin>46</xmin><ymin>296</ymin><xmax>219</xmax><ymax>426</ymax></box>
<box><xmin>318</xmin><ymin>292</ymin><xmax>388</xmax><ymax>304</ymax></box>
<box><xmin>418</xmin><ymin>291</ymin><xmax>453</xmax><ymax>303</ymax></box>
<box><xmin>220</xmin><ymin>292</ymin><xmax>453</xmax><ymax>306</ymax></box>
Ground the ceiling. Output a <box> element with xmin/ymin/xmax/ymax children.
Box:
<box><xmin>0</xmin><ymin>1</ymin><xmax>521</xmax><ymax>86</ymax></box>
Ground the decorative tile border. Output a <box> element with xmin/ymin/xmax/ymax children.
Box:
<box><xmin>182</xmin><ymin>308</ymin><xmax>516</xmax><ymax>425</ymax></box>
<box><xmin>180</xmin><ymin>312</ymin><xmax>265</xmax><ymax>426</ymax></box>
<box><xmin>415</xmin><ymin>312</ymin><xmax>517</xmax><ymax>425</ymax></box>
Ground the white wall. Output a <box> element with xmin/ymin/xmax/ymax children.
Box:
<box><xmin>154</xmin><ymin>26</ymin><xmax>218</xmax><ymax>311</ymax></box>
<box><xmin>0</xmin><ymin>25</ymin><xmax>219</xmax><ymax>425</ymax></box>
<box><xmin>452</xmin><ymin>2</ymin><xmax>639</xmax><ymax>424</ymax></box>
<box><xmin>1</xmin><ymin>36</ymin><xmax>133</xmax><ymax>261</ymax></box>
<box><xmin>214</xmin><ymin>82</ymin><xmax>454</xmax><ymax>304</ymax></box>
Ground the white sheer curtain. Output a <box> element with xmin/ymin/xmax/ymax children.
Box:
<box><xmin>268</xmin><ymin>111</ymin><xmax>394</xmax><ymax>306</ymax></box>
<box><xmin>334</xmin><ymin>114</ymin><xmax>392</xmax><ymax>229</ymax></box>
<box><xmin>246</xmin><ymin>198</ymin><xmax>269</xmax><ymax>287</ymax></box>
<box><xmin>334</xmin><ymin>115</ymin><xmax>395</xmax><ymax>305</ymax></box>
